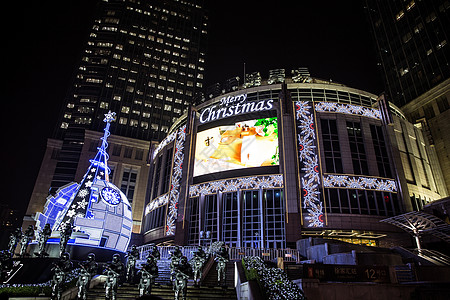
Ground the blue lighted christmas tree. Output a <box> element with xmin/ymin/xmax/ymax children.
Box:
<box><xmin>35</xmin><ymin>111</ymin><xmax>133</xmax><ymax>252</ymax></box>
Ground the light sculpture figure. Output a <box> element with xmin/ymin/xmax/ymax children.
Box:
<box><xmin>35</xmin><ymin>111</ymin><xmax>132</xmax><ymax>252</ymax></box>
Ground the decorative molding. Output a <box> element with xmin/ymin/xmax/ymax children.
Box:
<box><xmin>314</xmin><ymin>102</ymin><xmax>381</xmax><ymax>120</ymax></box>
<box><xmin>165</xmin><ymin>125</ymin><xmax>187</xmax><ymax>236</ymax></box>
<box><xmin>323</xmin><ymin>174</ymin><xmax>397</xmax><ymax>193</ymax></box>
<box><xmin>295</xmin><ymin>101</ymin><xmax>324</xmax><ymax>227</ymax></box>
<box><xmin>189</xmin><ymin>174</ymin><xmax>283</xmax><ymax>198</ymax></box>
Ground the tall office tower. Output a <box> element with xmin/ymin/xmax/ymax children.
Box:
<box><xmin>365</xmin><ymin>0</ymin><xmax>450</xmax><ymax>195</ymax></box>
<box><xmin>365</xmin><ymin>0</ymin><xmax>449</xmax><ymax>107</ymax></box>
<box><xmin>51</xmin><ymin>0</ymin><xmax>207</xmax><ymax>190</ymax></box>
<box><xmin>24</xmin><ymin>0</ymin><xmax>208</xmax><ymax>233</ymax></box>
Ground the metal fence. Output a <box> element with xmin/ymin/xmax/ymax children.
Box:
<box><xmin>137</xmin><ymin>245</ymin><xmax>302</xmax><ymax>263</ymax></box>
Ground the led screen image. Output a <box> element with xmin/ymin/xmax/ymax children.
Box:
<box><xmin>194</xmin><ymin>117</ymin><xmax>279</xmax><ymax>177</ymax></box>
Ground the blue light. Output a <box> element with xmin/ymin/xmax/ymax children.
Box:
<box><xmin>34</xmin><ymin>111</ymin><xmax>132</xmax><ymax>253</ymax></box>
<box><xmin>101</xmin><ymin>187</ymin><xmax>121</xmax><ymax>206</ymax></box>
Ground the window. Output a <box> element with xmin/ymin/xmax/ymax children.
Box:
<box><xmin>436</xmin><ymin>96</ymin><xmax>449</xmax><ymax>113</ymax></box>
<box><xmin>370</xmin><ymin>125</ymin><xmax>392</xmax><ymax>178</ymax></box>
<box><xmin>135</xmin><ymin>149</ymin><xmax>144</xmax><ymax>160</ymax></box>
<box><xmin>204</xmin><ymin>194</ymin><xmax>218</xmax><ymax>243</ymax></box>
<box><xmin>112</xmin><ymin>144</ymin><xmax>122</xmax><ymax>156</ymax></box>
<box><xmin>120</xmin><ymin>167</ymin><xmax>138</xmax><ymax>204</ymax></box>
<box><xmin>145</xmin><ymin>205</ymin><xmax>166</xmax><ymax>231</ymax></box>
<box><xmin>347</xmin><ymin>121</ymin><xmax>369</xmax><ymax>175</ymax></box>
<box><xmin>89</xmin><ymin>141</ymin><xmax>99</xmax><ymax>152</ymax></box>
<box><xmin>161</xmin><ymin>147</ymin><xmax>173</xmax><ymax>194</ymax></box>
<box><xmin>188</xmin><ymin>197</ymin><xmax>200</xmax><ymax>245</ymax></box>
<box><xmin>242</xmin><ymin>190</ymin><xmax>261</xmax><ymax>248</ymax></box>
<box><xmin>222</xmin><ymin>192</ymin><xmax>239</xmax><ymax>247</ymax></box>
<box><xmin>124</xmin><ymin>147</ymin><xmax>133</xmax><ymax>158</ymax></box>
<box><xmin>264</xmin><ymin>189</ymin><xmax>285</xmax><ymax>249</ymax></box>
<box><xmin>321</xmin><ymin>119</ymin><xmax>343</xmax><ymax>173</ymax></box>
<box><xmin>152</xmin><ymin>156</ymin><xmax>162</xmax><ymax>199</ymax></box>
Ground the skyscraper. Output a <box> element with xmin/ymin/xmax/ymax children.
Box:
<box><xmin>24</xmin><ymin>0</ymin><xmax>208</xmax><ymax>234</ymax></box>
<box><xmin>365</xmin><ymin>0</ymin><xmax>449</xmax><ymax>107</ymax></box>
<box><xmin>51</xmin><ymin>0</ymin><xmax>207</xmax><ymax>190</ymax></box>
<box><xmin>365</xmin><ymin>0</ymin><xmax>450</xmax><ymax>194</ymax></box>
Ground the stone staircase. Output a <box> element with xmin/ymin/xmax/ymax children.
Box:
<box><xmin>86</xmin><ymin>259</ymin><xmax>237</xmax><ymax>299</ymax></box>
<box><xmin>86</xmin><ymin>283</ymin><xmax>237</xmax><ymax>300</ymax></box>
<box><xmin>201</xmin><ymin>261</ymin><xmax>235</xmax><ymax>288</ymax></box>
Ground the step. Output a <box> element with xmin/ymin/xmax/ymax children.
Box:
<box><xmin>87</xmin><ymin>285</ymin><xmax>236</xmax><ymax>300</ymax></box>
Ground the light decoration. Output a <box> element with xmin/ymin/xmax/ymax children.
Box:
<box><xmin>188</xmin><ymin>174</ymin><xmax>283</xmax><ymax>198</ymax></box>
<box><xmin>295</xmin><ymin>101</ymin><xmax>324</xmax><ymax>228</ymax></box>
<box><xmin>35</xmin><ymin>111</ymin><xmax>133</xmax><ymax>252</ymax></box>
<box><xmin>144</xmin><ymin>193</ymin><xmax>169</xmax><ymax>216</ymax></box>
<box><xmin>314</xmin><ymin>102</ymin><xmax>381</xmax><ymax>120</ymax></box>
<box><xmin>323</xmin><ymin>174</ymin><xmax>397</xmax><ymax>193</ymax></box>
<box><xmin>153</xmin><ymin>130</ymin><xmax>177</xmax><ymax>159</ymax></box>
<box><xmin>100</xmin><ymin>187</ymin><xmax>122</xmax><ymax>205</ymax></box>
<box><xmin>165</xmin><ymin>124</ymin><xmax>187</xmax><ymax>236</ymax></box>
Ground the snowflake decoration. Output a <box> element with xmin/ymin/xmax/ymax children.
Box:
<box><xmin>296</xmin><ymin>101</ymin><xmax>324</xmax><ymax>227</ymax></box>
<box><xmin>347</xmin><ymin>177</ymin><xmax>363</xmax><ymax>189</ymax></box>
<box><xmin>100</xmin><ymin>187</ymin><xmax>121</xmax><ymax>205</ymax></box>
<box><xmin>298</xmin><ymin>134</ymin><xmax>316</xmax><ymax>161</ymax></box>
<box><xmin>322</xmin><ymin>174</ymin><xmax>397</xmax><ymax>192</ymax></box>
<box><xmin>85</xmin><ymin>181</ymin><xmax>93</xmax><ymax>188</ymax></box>
<box><xmin>77</xmin><ymin>199</ymin><xmax>88</xmax><ymax>210</ymax></box>
<box><xmin>270</xmin><ymin>174</ymin><xmax>284</xmax><ymax>186</ymax></box>
<box><xmin>66</xmin><ymin>209</ymin><xmax>76</xmax><ymax>218</ymax></box>
<box><xmin>238</xmin><ymin>176</ymin><xmax>256</xmax><ymax>189</ymax></box>
<box><xmin>256</xmin><ymin>177</ymin><xmax>272</xmax><ymax>188</ymax></box>
<box><xmin>78</xmin><ymin>188</ymin><xmax>89</xmax><ymax>199</ymax></box>
<box><xmin>314</xmin><ymin>101</ymin><xmax>381</xmax><ymax>120</ymax></box>
<box><xmin>223</xmin><ymin>180</ymin><xmax>239</xmax><ymax>192</ymax></box>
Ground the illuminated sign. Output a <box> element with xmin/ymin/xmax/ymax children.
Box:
<box><xmin>199</xmin><ymin>93</ymin><xmax>274</xmax><ymax>124</ymax></box>
<box><xmin>194</xmin><ymin>117</ymin><xmax>279</xmax><ymax>177</ymax></box>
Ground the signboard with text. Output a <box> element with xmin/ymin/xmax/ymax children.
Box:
<box><xmin>302</xmin><ymin>264</ymin><xmax>390</xmax><ymax>283</ymax></box>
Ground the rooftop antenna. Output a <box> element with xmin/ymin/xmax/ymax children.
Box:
<box><xmin>243</xmin><ymin>62</ymin><xmax>246</xmax><ymax>85</ymax></box>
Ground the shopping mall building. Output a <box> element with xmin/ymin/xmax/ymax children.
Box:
<box><xmin>141</xmin><ymin>75</ymin><xmax>448</xmax><ymax>249</ymax></box>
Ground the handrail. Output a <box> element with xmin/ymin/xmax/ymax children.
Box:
<box><xmin>137</xmin><ymin>245</ymin><xmax>302</xmax><ymax>263</ymax></box>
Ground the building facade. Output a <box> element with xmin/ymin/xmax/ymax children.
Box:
<box><xmin>142</xmin><ymin>74</ymin><xmax>448</xmax><ymax>249</ymax></box>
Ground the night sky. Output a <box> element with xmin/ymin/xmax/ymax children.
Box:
<box><xmin>2</xmin><ymin>1</ymin><xmax>383</xmax><ymax>220</ymax></box>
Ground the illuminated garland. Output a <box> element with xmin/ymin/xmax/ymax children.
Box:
<box><xmin>144</xmin><ymin>193</ymin><xmax>169</xmax><ymax>216</ymax></box>
<box><xmin>189</xmin><ymin>174</ymin><xmax>283</xmax><ymax>198</ymax></box>
<box><xmin>323</xmin><ymin>174</ymin><xmax>397</xmax><ymax>192</ymax></box>
<box><xmin>153</xmin><ymin>130</ymin><xmax>177</xmax><ymax>159</ymax></box>
<box><xmin>165</xmin><ymin>124</ymin><xmax>187</xmax><ymax>236</ymax></box>
<box><xmin>295</xmin><ymin>101</ymin><xmax>324</xmax><ymax>228</ymax></box>
<box><xmin>314</xmin><ymin>102</ymin><xmax>381</xmax><ymax>119</ymax></box>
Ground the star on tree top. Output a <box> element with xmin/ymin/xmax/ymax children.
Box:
<box><xmin>103</xmin><ymin>111</ymin><xmax>116</xmax><ymax>123</ymax></box>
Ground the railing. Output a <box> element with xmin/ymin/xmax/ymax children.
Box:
<box><xmin>137</xmin><ymin>245</ymin><xmax>302</xmax><ymax>263</ymax></box>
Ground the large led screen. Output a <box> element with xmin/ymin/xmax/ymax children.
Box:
<box><xmin>194</xmin><ymin>117</ymin><xmax>279</xmax><ymax>177</ymax></box>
